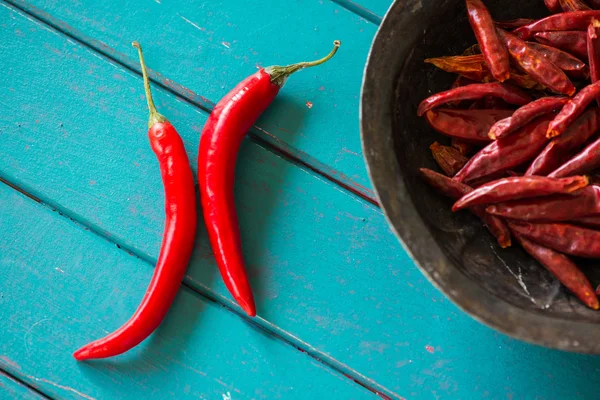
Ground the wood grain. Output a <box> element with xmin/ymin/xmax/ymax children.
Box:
<box><xmin>6</xmin><ymin>0</ymin><xmax>378</xmax><ymax>200</ymax></box>
<box><xmin>0</xmin><ymin>371</ymin><xmax>47</xmax><ymax>399</ymax></box>
<box><xmin>3</xmin><ymin>1</ymin><xmax>600</xmax><ymax>400</ymax></box>
<box><xmin>0</xmin><ymin>183</ymin><xmax>374</xmax><ymax>399</ymax></box>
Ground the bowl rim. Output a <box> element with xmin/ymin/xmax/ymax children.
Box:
<box><xmin>359</xmin><ymin>0</ymin><xmax>600</xmax><ymax>353</ymax></box>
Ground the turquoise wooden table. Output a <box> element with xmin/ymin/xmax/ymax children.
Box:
<box><xmin>2</xmin><ymin>0</ymin><xmax>600</xmax><ymax>398</ymax></box>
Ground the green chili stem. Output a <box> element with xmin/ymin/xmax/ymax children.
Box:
<box><xmin>267</xmin><ymin>40</ymin><xmax>341</xmax><ymax>86</ymax></box>
<box><xmin>132</xmin><ymin>41</ymin><xmax>167</xmax><ymax>127</ymax></box>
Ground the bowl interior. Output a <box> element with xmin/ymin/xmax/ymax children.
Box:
<box><xmin>393</xmin><ymin>0</ymin><xmax>600</xmax><ymax>323</ymax></box>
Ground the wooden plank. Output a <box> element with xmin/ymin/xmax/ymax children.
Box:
<box><xmin>3</xmin><ymin>3</ymin><xmax>600</xmax><ymax>400</ymax></box>
<box><xmin>0</xmin><ymin>184</ymin><xmax>374</xmax><ymax>400</ymax></box>
<box><xmin>0</xmin><ymin>371</ymin><xmax>47</xmax><ymax>399</ymax></box>
<box><xmin>6</xmin><ymin>0</ymin><xmax>378</xmax><ymax>199</ymax></box>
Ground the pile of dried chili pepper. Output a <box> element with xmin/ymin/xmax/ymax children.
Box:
<box><xmin>418</xmin><ymin>0</ymin><xmax>600</xmax><ymax>310</ymax></box>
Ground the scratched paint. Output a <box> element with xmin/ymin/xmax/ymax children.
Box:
<box><xmin>4</xmin><ymin>1</ymin><xmax>600</xmax><ymax>400</ymax></box>
<box><xmin>7</xmin><ymin>0</ymin><xmax>377</xmax><ymax>200</ymax></box>
<box><xmin>0</xmin><ymin>185</ymin><xmax>374</xmax><ymax>399</ymax></box>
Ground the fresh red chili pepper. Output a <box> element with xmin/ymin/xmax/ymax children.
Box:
<box><xmin>488</xmin><ymin>96</ymin><xmax>568</xmax><ymax>140</ymax></box>
<box><xmin>494</xmin><ymin>19</ymin><xmax>536</xmax><ymax>29</ymax></box>
<box><xmin>548</xmin><ymin>134</ymin><xmax>600</xmax><ymax>177</ymax></box>
<box><xmin>511</xmin><ymin>230</ymin><xmax>599</xmax><ymax>309</ymax></box>
<box><xmin>451</xmin><ymin>138</ymin><xmax>474</xmax><ymax>155</ymax></box>
<box><xmin>425</xmin><ymin>108</ymin><xmax>513</xmax><ymax>143</ymax></box>
<box><xmin>497</xmin><ymin>29</ymin><xmax>576</xmax><ymax>96</ymax></box>
<box><xmin>430</xmin><ymin>142</ymin><xmax>469</xmax><ymax>176</ymax></box>
<box><xmin>510</xmin><ymin>221</ymin><xmax>600</xmax><ymax>258</ymax></box>
<box><xmin>534</xmin><ymin>31</ymin><xmax>589</xmax><ymax>59</ymax></box>
<box><xmin>526</xmin><ymin>42</ymin><xmax>589</xmax><ymax>80</ymax></box>
<box><xmin>465</xmin><ymin>0</ymin><xmax>510</xmax><ymax>82</ymax></box>
<box><xmin>527</xmin><ymin>108</ymin><xmax>600</xmax><ymax>175</ymax></box>
<box><xmin>547</xmin><ymin>81</ymin><xmax>600</xmax><ymax>137</ymax></box>
<box><xmin>588</xmin><ymin>19</ymin><xmax>600</xmax><ymax>82</ymax></box>
<box><xmin>198</xmin><ymin>41</ymin><xmax>340</xmax><ymax>316</ymax></box>
<box><xmin>560</xmin><ymin>0</ymin><xmax>592</xmax><ymax>11</ymax></box>
<box><xmin>544</xmin><ymin>0</ymin><xmax>563</xmax><ymax>13</ymax></box>
<box><xmin>73</xmin><ymin>42</ymin><xmax>197</xmax><ymax>360</ymax></box>
<box><xmin>514</xmin><ymin>11</ymin><xmax>600</xmax><ymax>39</ymax></box>
<box><xmin>419</xmin><ymin>168</ymin><xmax>511</xmax><ymax>247</ymax></box>
<box><xmin>486</xmin><ymin>185</ymin><xmax>600</xmax><ymax>222</ymax></box>
<box><xmin>453</xmin><ymin>115</ymin><xmax>554</xmax><ymax>183</ymax></box>
<box><xmin>417</xmin><ymin>83</ymin><xmax>530</xmax><ymax>116</ymax></box>
<box><xmin>453</xmin><ymin>175</ymin><xmax>588</xmax><ymax>211</ymax></box>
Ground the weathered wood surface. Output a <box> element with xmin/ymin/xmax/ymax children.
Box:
<box><xmin>2</xmin><ymin>1</ymin><xmax>600</xmax><ymax>399</ymax></box>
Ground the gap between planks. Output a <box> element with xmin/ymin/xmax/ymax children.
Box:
<box><xmin>0</xmin><ymin>368</ymin><xmax>54</xmax><ymax>400</ymax></box>
<box><xmin>0</xmin><ymin>172</ymin><xmax>397</xmax><ymax>400</ymax></box>
<box><xmin>0</xmin><ymin>2</ymin><xmax>397</xmax><ymax>397</ymax></box>
<box><xmin>2</xmin><ymin>0</ymin><xmax>378</xmax><ymax>205</ymax></box>
<box><xmin>330</xmin><ymin>0</ymin><xmax>384</xmax><ymax>25</ymax></box>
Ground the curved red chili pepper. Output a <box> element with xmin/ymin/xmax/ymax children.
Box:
<box><xmin>417</xmin><ymin>83</ymin><xmax>530</xmax><ymax>116</ymax></box>
<box><xmin>198</xmin><ymin>41</ymin><xmax>340</xmax><ymax>316</ymax></box>
<box><xmin>526</xmin><ymin>42</ymin><xmax>589</xmax><ymax>80</ymax></box>
<box><xmin>514</xmin><ymin>10</ymin><xmax>600</xmax><ymax>39</ymax></box>
<box><xmin>488</xmin><ymin>96</ymin><xmax>568</xmax><ymax>140</ymax></box>
<box><xmin>534</xmin><ymin>31</ymin><xmax>589</xmax><ymax>60</ymax></box>
<box><xmin>425</xmin><ymin>108</ymin><xmax>513</xmax><ymax>142</ymax></box>
<box><xmin>452</xmin><ymin>175</ymin><xmax>588</xmax><ymax>211</ymax></box>
<box><xmin>73</xmin><ymin>42</ymin><xmax>197</xmax><ymax>360</ymax></box>
<box><xmin>497</xmin><ymin>29</ymin><xmax>576</xmax><ymax>96</ymax></box>
<box><xmin>547</xmin><ymin>81</ymin><xmax>600</xmax><ymax>137</ymax></box>
<box><xmin>588</xmin><ymin>19</ymin><xmax>600</xmax><ymax>82</ymax></box>
<box><xmin>465</xmin><ymin>0</ymin><xmax>510</xmax><ymax>82</ymax></box>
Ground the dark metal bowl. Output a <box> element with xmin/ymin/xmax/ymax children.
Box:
<box><xmin>360</xmin><ymin>0</ymin><xmax>600</xmax><ymax>352</ymax></box>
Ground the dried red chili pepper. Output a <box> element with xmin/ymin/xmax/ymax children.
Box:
<box><xmin>511</xmin><ymin>231</ymin><xmax>599</xmax><ymax>309</ymax></box>
<box><xmin>559</xmin><ymin>0</ymin><xmax>592</xmax><ymax>11</ymax></box>
<box><xmin>547</xmin><ymin>81</ymin><xmax>600</xmax><ymax>137</ymax></box>
<box><xmin>198</xmin><ymin>41</ymin><xmax>340</xmax><ymax>316</ymax></box>
<box><xmin>534</xmin><ymin>31</ymin><xmax>589</xmax><ymax>60</ymax></box>
<box><xmin>497</xmin><ymin>29</ymin><xmax>576</xmax><ymax>96</ymax></box>
<box><xmin>73</xmin><ymin>43</ymin><xmax>197</xmax><ymax>360</ymax></box>
<box><xmin>453</xmin><ymin>175</ymin><xmax>588</xmax><ymax>211</ymax></box>
<box><xmin>495</xmin><ymin>19</ymin><xmax>536</xmax><ymax>29</ymax></box>
<box><xmin>425</xmin><ymin>54</ymin><xmax>490</xmax><ymax>82</ymax></box>
<box><xmin>417</xmin><ymin>83</ymin><xmax>530</xmax><ymax>116</ymax></box>
<box><xmin>486</xmin><ymin>185</ymin><xmax>600</xmax><ymax>222</ymax></box>
<box><xmin>425</xmin><ymin>54</ymin><xmax>544</xmax><ymax>89</ymax></box>
<box><xmin>526</xmin><ymin>42</ymin><xmax>589</xmax><ymax>80</ymax></box>
<box><xmin>452</xmin><ymin>138</ymin><xmax>474</xmax><ymax>155</ymax></box>
<box><xmin>430</xmin><ymin>142</ymin><xmax>469</xmax><ymax>176</ymax></box>
<box><xmin>549</xmin><ymin>135</ymin><xmax>600</xmax><ymax>177</ymax></box>
<box><xmin>510</xmin><ymin>221</ymin><xmax>600</xmax><ymax>258</ymax></box>
<box><xmin>571</xmin><ymin>215</ymin><xmax>600</xmax><ymax>227</ymax></box>
<box><xmin>419</xmin><ymin>168</ymin><xmax>511</xmax><ymax>247</ymax></box>
<box><xmin>488</xmin><ymin>96</ymin><xmax>568</xmax><ymax>140</ymax></box>
<box><xmin>453</xmin><ymin>116</ymin><xmax>554</xmax><ymax>183</ymax></box>
<box><xmin>514</xmin><ymin>11</ymin><xmax>600</xmax><ymax>39</ymax></box>
<box><xmin>588</xmin><ymin>19</ymin><xmax>600</xmax><ymax>82</ymax></box>
<box><xmin>425</xmin><ymin>108</ymin><xmax>513</xmax><ymax>143</ymax></box>
<box><xmin>465</xmin><ymin>0</ymin><xmax>510</xmax><ymax>82</ymax></box>
<box><xmin>527</xmin><ymin>108</ymin><xmax>600</xmax><ymax>175</ymax></box>
<box><xmin>544</xmin><ymin>0</ymin><xmax>563</xmax><ymax>13</ymax></box>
